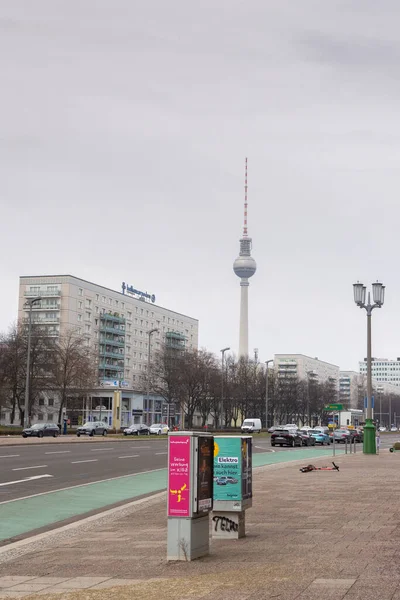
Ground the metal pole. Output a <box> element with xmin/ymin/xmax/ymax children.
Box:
<box><xmin>332</xmin><ymin>414</ymin><xmax>335</xmax><ymax>456</ymax></box>
<box><xmin>221</xmin><ymin>352</ymin><xmax>224</xmax><ymax>429</ymax></box>
<box><xmin>379</xmin><ymin>391</ymin><xmax>382</xmax><ymax>429</ymax></box>
<box><xmin>389</xmin><ymin>395</ymin><xmax>392</xmax><ymax>429</ymax></box>
<box><xmin>366</xmin><ymin>311</ymin><xmax>372</xmax><ymax>422</ymax></box>
<box><xmin>265</xmin><ymin>360</ymin><xmax>273</xmax><ymax>430</ymax></box>
<box><xmin>23</xmin><ymin>298</ymin><xmax>40</xmax><ymax>428</ymax></box>
<box><xmin>147</xmin><ymin>332</ymin><xmax>151</xmax><ymax>425</ymax></box>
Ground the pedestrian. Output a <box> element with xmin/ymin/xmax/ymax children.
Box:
<box><xmin>376</xmin><ymin>430</ymin><xmax>381</xmax><ymax>454</ymax></box>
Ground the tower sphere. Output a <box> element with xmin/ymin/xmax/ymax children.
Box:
<box><xmin>233</xmin><ymin>255</ymin><xmax>257</xmax><ymax>279</ymax></box>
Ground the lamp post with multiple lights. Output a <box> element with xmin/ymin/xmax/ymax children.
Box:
<box><xmin>353</xmin><ymin>281</ymin><xmax>385</xmax><ymax>454</ymax></box>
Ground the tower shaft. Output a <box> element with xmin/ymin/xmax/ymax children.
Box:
<box><xmin>239</xmin><ymin>279</ymin><xmax>249</xmax><ymax>357</ymax></box>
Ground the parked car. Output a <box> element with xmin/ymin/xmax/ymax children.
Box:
<box><xmin>299</xmin><ymin>431</ymin><xmax>316</xmax><ymax>446</ymax></box>
<box><xmin>329</xmin><ymin>429</ymin><xmax>352</xmax><ymax>443</ymax></box>
<box><xmin>216</xmin><ymin>476</ymin><xmax>228</xmax><ymax>485</ymax></box>
<box><xmin>391</xmin><ymin>426</ymin><xmax>398</xmax><ymax>432</ymax></box>
<box><xmin>312</xmin><ymin>426</ymin><xmax>330</xmax><ymax>435</ymax></box>
<box><xmin>76</xmin><ymin>421</ymin><xmax>109</xmax><ymax>437</ymax></box>
<box><xmin>379</xmin><ymin>426</ymin><xmax>387</xmax><ymax>432</ymax></box>
<box><xmin>267</xmin><ymin>426</ymin><xmax>279</xmax><ymax>433</ymax></box>
<box><xmin>310</xmin><ymin>431</ymin><xmax>331</xmax><ymax>445</ymax></box>
<box><xmin>241</xmin><ymin>418</ymin><xmax>262</xmax><ymax>433</ymax></box>
<box><xmin>347</xmin><ymin>429</ymin><xmax>363</xmax><ymax>443</ymax></box>
<box><xmin>271</xmin><ymin>428</ymin><xmax>302</xmax><ymax>447</ymax></box>
<box><xmin>22</xmin><ymin>423</ymin><xmax>60</xmax><ymax>438</ymax></box>
<box><xmin>149</xmin><ymin>423</ymin><xmax>170</xmax><ymax>435</ymax></box>
<box><xmin>284</xmin><ymin>424</ymin><xmax>298</xmax><ymax>430</ymax></box>
<box><xmin>124</xmin><ymin>424</ymin><xmax>150</xmax><ymax>436</ymax></box>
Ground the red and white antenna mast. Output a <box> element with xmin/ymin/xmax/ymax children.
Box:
<box><xmin>243</xmin><ymin>157</ymin><xmax>248</xmax><ymax>237</ymax></box>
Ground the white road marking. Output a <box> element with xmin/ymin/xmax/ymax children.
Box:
<box><xmin>45</xmin><ymin>451</ymin><xmax>71</xmax><ymax>455</ymax></box>
<box><xmin>130</xmin><ymin>446</ymin><xmax>150</xmax><ymax>449</ymax></box>
<box><xmin>0</xmin><ymin>455</ymin><xmax>20</xmax><ymax>458</ymax></box>
<box><xmin>90</xmin><ymin>448</ymin><xmax>114</xmax><ymax>452</ymax></box>
<box><xmin>118</xmin><ymin>455</ymin><xmax>139</xmax><ymax>459</ymax></box>
<box><xmin>12</xmin><ymin>465</ymin><xmax>48</xmax><ymax>471</ymax></box>
<box><xmin>0</xmin><ymin>474</ymin><xmax>53</xmax><ymax>488</ymax></box>
<box><xmin>71</xmin><ymin>459</ymin><xmax>98</xmax><ymax>464</ymax></box>
<box><xmin>155</xmin><ymin>452</ymin><xmax>167</xmax><ymax>455</ymax></box>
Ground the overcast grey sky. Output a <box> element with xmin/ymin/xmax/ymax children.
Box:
<box><xmin>1</xmin><ymin>0</ymin><xmax>399</xmax><ymax>371</ymax></box>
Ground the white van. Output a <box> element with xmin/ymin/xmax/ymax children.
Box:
<box><xmin>241</xmin><ymin>418</ymin><xmax>262</xmax><ymax>433</ymax></box>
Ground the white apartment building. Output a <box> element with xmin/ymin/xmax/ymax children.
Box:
<box><xmin>15</xmin><ymin>275</ymin><xmax>199</xmax><ymax>427</ymax></box>
<box><xmin>274</xmin><ymin>354</ymin><xmax>340</xmax><ymax>388</ymax></box>
<box><xmin>339</xmin><ymin>371</ymin><xmax>364</xmax><ymax>409</ymax></box>
<box><xmin>359</xmin><ymin>358</ymin><xmax>400</xmax><ymax>386</ymax></box>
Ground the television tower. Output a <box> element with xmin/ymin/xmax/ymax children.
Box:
<box><xmin>233</xmin><ymin>158</ymin><xmax>257</xmax><ymax>358</ymax></box>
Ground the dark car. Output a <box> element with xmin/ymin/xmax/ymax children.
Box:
<box><xmin>124</xmin><ymin>424</ymin><xmax>150</xmax><ymax>436</ymax></box>
<box><xmin>76</xmin><ymin>421</ymin><xmax>108</xmax><ymax>437</ymax></box>
<box><xmin>347</xmin><ymin>429</ymin><xmax>363</xmax><ymax>443</ymax></box>
<box><xmin>299</xmin><ymin>431</ymin><xmax>316</xmax><ymax>446</ymax></box>
<box><xmin>22</xmin><ymin>423</ymin><xmax>60</xmax><ymax>438</ymax></box>
<box><xmin>271</xmin><ymin>428</ymin><xmax>303</xmax><ymax>447</ymax></box>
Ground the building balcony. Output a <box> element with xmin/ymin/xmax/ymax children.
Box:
<box><xmin>100</xmin><ymin>312</ymin><xmax>126</xmax><ymax>323</ymax></box>
<box><xmin>24</xmin><ymin>290</ymin><xmax>61</xmax><ymax>297</ymax></box>
<box><xmin>100</xmin><ymin>337</ymin><xmax>125</xmax><ymax>347</ymax></box>
<box><xmin>99</xmin><ymin>325</ymin><xmax>125</xmax><ymax>335</ymax></box>
<box><xmin>98</xmin><ymin>362</ymin><xmax>124</xmax><ymax>371</ymax></box>
<box><xmin>24</xmin><ymin>316</ymin><xmax>60</xmax><ymax>324</ymax></box>
<box><xmin>99</xmin><ymin>350</ymin><xmax>125</xmax><ymax>359</ymax></box>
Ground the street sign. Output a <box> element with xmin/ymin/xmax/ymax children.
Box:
<box><xmin>162</xmin><ymin>403</ymin><xmax>176</xmax><ymax>417</ymax></box>
<box><xmin>324</xmin><ymin>404</ymin><xmax>343</xmax><ymax>411</ymax></box>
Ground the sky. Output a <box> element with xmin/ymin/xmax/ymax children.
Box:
<box><xmin>1</xmin><ymin>0</ymin><xmax>400</xmax><ymax>372</ymax></box>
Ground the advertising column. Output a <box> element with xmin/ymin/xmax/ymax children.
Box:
<box><xmin>212</xmin><ymin>436</ymin><xmax>252</xmax><ymax>540</ymax></box>
<box><xmin>167</xmin><ymin>432</ymin><xmax>213</xmax><ymax>561</ymax></box>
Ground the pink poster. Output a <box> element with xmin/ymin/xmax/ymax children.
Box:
<box><xmin>168</xmin><ymin>435</ymin><xmax>191</xmax><ymax>517</ymax></box>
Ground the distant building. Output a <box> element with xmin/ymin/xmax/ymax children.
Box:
<box><xmin>359</xmin><ymin>358</ymin><xmax>400</xmax><ymax>387</ymax></box>
<box><xmin>274</xmin><ymin>354</ymin><xmax>339</xmax><ymax>387</ymax></box>
<box><xmin>3</xmin><ymin>274</ymin><xmax>200</xmax><ymax>428</ymax></box>
<box><xmin>339</xmin><ymin>371</ymin><xmax>364</xmax><ymax>409</ymax></box>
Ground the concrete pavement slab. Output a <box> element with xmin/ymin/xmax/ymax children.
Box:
<box><xmin>0</xmin><ymin>578</ymin><xmax>36</xmax><ymax>588</ymax></box>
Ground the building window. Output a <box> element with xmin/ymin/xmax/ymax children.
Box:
<box><xmin>102</xmin><ymin>296</ymin><xmax>106</xmax><ymax>303</ymax></box>
<box><xmin>85</xmin><ymin>324</ymin><xmax>91</xmax><ymax>333</ymax></box>
<box><xmin>48</xmin><ymin>398</ymin><xmax>54</xmax><ymax>407</ymax></box>
<box><xmin>85</xmin><ymin>299</ymin><xmax>92</xmax><ymax>308</ymax></box>
<box><xmin>128</xmin><ymin>311</ymin><xmax>132</xmax><ymax>319</ymax></box>
<box><xmin>78</xmin><ymin>288</ymin><xmax>83</xmax><ymax>296</ymax></box>
<box><xmin>77</xmin><ymin>314</ymin><xmax>82</xmax><ymax>322</ymax></box>
<box><xmin>108</xmin><ymin>298</ymin><xmax>112</xmax><ymax>305</ymax></box>
<box><xmin>85</xmin><ymin>311</ymin><xmax>91</xmax><ymax>321</ymax></box>
<box><xmin>38</xmin><ymin>414</ymin><xmax>44</xmax><ymax>421</ymax></box>
<box><xmin>95</xmin><ymin>306</ymin><xmax>99</xmax><ymax>313</ymax></box>
<box><xmin>78</xmin><ymin>301</ymin><xmax>83</xmax><ymax>309</ymax></box>
<box><xmin>39</xmin><ymin>398</ymin><xmax>45</xmax><ymax>406</ymax></box>
<box><xmin>77</xmin><ymin>327</ymin><xmax>82</xmax><ymax>334</ymax></box>
<box><xmin>47</xmin><ymin>414</ymin><xmax>54</xmax><ymax>421</ymax></box>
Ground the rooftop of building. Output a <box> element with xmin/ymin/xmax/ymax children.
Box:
<box><xmin>274</xmin><ymin>353</ymin><xmax>339</xmax><ymax>368</ymax></box>
<box><xmin>19</xmin><ymin>274</ymin><xmax>198</xmax><ymax>322</ymax></box>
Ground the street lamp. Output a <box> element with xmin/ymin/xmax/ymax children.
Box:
<box><xmin>24</xmin><ymin>296</ymin><xmax>41</xmax><ymax>428</ymax></box>
<box><xmin>265</xmin><ymin>360</ymin><xmax>273</xmax><ymax>430</ymax></box>
<box><xmin>353</xmin><ymin>280</ymin><xmax>385</xmax><ymax>454</ymax></box>
<box><xmin>146</xmin><ymin>328</ymin><xmax>159</xmax><ymax>426</ymax></box>
<box><xmin>220</xmin><ymin>347</ymin><xmax>230</xmax><ymax>429</ymax></box>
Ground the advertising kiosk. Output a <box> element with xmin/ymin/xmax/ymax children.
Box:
<box><xmin>167</xmin><ymin>431</ymin><xmax>214</xmax><ymax>561</ymax></box>
<box><xmin>212</xmin><ymin>435</ymin><xmax>252</xmax><ymax>539</ymax></box>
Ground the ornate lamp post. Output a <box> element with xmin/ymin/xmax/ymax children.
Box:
<box><xmin>353</xmin><ymin>281</ymin><xmax>385</xmax><ymax>454</ymax></box>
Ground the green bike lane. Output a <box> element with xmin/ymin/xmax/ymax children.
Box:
<box><xmin>0</xmin><ymin>447</ymin><xmax>341</xmax><ymax>543</ymax></box>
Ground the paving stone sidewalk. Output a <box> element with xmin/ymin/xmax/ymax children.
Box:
<box><xmin>1</xmin><ymin>451</ymin><xmax>400</xmax><ymax>599</ymax></box>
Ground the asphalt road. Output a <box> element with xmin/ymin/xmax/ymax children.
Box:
<box><xmin>1</xmin><ymin>433</ymin><xmax>396</xmax><ymax>504</ymax></box>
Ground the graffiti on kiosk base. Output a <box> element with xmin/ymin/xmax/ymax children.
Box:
<box><xmin>212</xmin><ymin>515</ymin><xmax>238</xmax><ymax>533</ymax></box>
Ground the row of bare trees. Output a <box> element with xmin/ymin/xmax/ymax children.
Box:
<box><xmin>0</xmin><ymin>325</ymin><xmax>97</xmax><ymax>426</ymax></box>
<box><xmin>148</xmin><ymin>346</ymin><xmax>342</xmax><ymax>428</ymax></box>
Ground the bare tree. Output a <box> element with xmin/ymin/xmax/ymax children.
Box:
<box><xmin>47</xmin><ymin>329</ymin><xmax>98</xmax><ymax>425</ymax></box>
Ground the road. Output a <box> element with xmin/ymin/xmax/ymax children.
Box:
<box><xmin>0</xmin><ymin>432</ymin><xmax>395</xmax><ymax>505</ymax></box>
